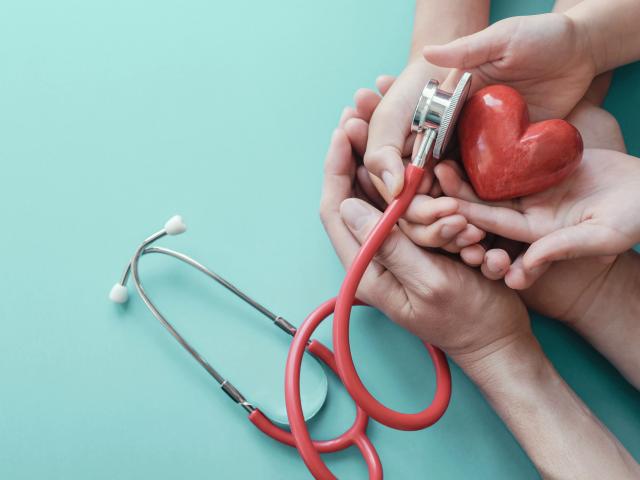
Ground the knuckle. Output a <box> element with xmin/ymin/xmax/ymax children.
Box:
<box><xmin>421</xmin><ymin>274</ymin><xmax>453</xmax><ymax>304</ymax></box>
<box><xmin>363</xmin><ymin>145</ymin><xmax>399</xmax><ymax>170</ymax></box>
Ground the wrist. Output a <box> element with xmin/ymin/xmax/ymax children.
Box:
<box><xmin>568</xmin><ymin>251</ymin><xmax>640</xmax><ymax>387</ymax></box>
<box><xmin>574</xmin><ymin>251</ymin><xmax>640</xmax><ymax>327</ymax></box>
<box><xmin>409</xmin><ymin>0</ymin><xmax>490</xmax><ymax>62</ymax></box>
<box><xmin>563</xmin><ymin>7</ymin><xmax>605</xmax><ymax>75</ymax></box>
<box><xmin>453</xmin><ymin>332</ymin><xmax>545</xmax><ymax>391</ymax></box>
<box><xmin>455</xmin><ymin>330</ymin><xmax>640</xmax><ymax>478</ymax></box>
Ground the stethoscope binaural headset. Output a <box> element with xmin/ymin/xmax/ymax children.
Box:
<box><xmin>111</xmin><ymin>72</ymin><xmax>472</xmax><ymax>480</ymax></box>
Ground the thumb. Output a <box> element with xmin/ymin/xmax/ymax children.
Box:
<box><xmin>365</xmin><ymin>62</ymin><xmax>436</xmax><ymax>199</ymax></box>
<box><xmin>423</xmin><ymin>21</ymin><xmax>510</xmax><ymax>69</ymax></box>
<box><xmin>522</xmin><ymin>223</ymin><xmax>618</xmax><ymax>271</ymax></box>
<box><xmin>340</xmin><ymin>198</ymin><xmax>447</xmax><ymax>288</ymax></box>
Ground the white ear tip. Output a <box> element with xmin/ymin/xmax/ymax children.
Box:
<box><xmin>109</xmin><ymin>283</ymin><xmax>129</xmax><ymax>304</ymax></box>
<box><xmin>164</xmin><ymin>215</ymin><xmax>187</xmax><ymax>235</ymax></box>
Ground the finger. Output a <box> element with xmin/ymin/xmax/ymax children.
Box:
<box><xmin>375</xmin><ymin>75</ymin><xmax>395</xmax><ymax>95</ymax></box>
<box><xmin>404</xmin><ymin>195</ymin><xmax>459</xmax><ymax>225</ymax></box>
<box><xmin>455</xmin><ymin>199</ymin><xmax>537</xmax><ymax>243</ymax></box>
<box><xmin>338</xmin><ymin>106</ymin><xmax>358</xmax><ymax>128</ymax></box>
<box><xmin>399</xmin><ymin>214</ymin><xmax>467</xmax><ymax>248</ymax></box>
<box><xmin>356</xmin><ymin>166</ymin><xmax>386</xmax><ymax>209</ymax></box>
<box><xmin>423</xmin><ymin>21</ymin><xmax>510</xmax><ymax>69</ymax></box>
<box><xmin>340</xmin><ymin>198</ymin><xmax>448</xmax><ymax>286</ymax></box>
<box><xmin>491</xmin><ymin>237</ymin><xmax>525</xmax><ymax>261</ymax></box>
<box><xmin>451</xmin><ymin>223</ymin><xmax>486</xmax><ymax>249</ymax></box>
<box><xmin>480</xmin><ymin>249</ymin><xmax>510</xmax><ymax>280</ymax></box>
<box><xmin>354</xmin><ymin>88</ymin><xmax>382</xmax><ymax>121</ymax></box>
<box><xmin>364</xmin><ymin>145</ymin><xmax>405</xmax><ymax>198</ymax></box>
<box><xmin>441</xmin><ymin>223</ymin><xmax>485</xmax><ymax>253</ymax></box>
<box><xmin>434</xmin><ymin>161</ymin><xmax>482</xmax><ymax>202</ymax></box>
<box><xmin>505</xmin><ymin>253</ymin><xmax>551</xmax><ymax>290</ymax></box>
<box><xmin>428</xmin><ymin>181</ymin><xmax>442</xmax><ymax>198</ymax></box>
<box><xmin>319</xmin><ymin>129</ymin><xmax>361</xmax><ymax>268</ymax></box>
<box><xmin>522</xmin><ymin>223</ymin><xmax>627</xmax><ymax>270</ymax></box>
<box><xmin>459</xmin><ymin>244</ymin><xmax>485</xmax><ymax>267</ymax></box>
<box><xmin>344</xmin><ymin>118</ymin><xmax>369</xmax><ymax>158</ymax></box>
<box><xmin>366</xmin><ymin>68</ymin><xmax>432</xmax><ymax>197</ymax></box>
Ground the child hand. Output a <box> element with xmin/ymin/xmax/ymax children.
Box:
<box><xmin>431</xmin><ymin>147</ymin><xmax>640</xmax><ymax>289</ymax></box>
<box><xmin>338</xmin><ymin>84</ymin><xmax>485</xmax><ymax>252</ymax></box>
<box><xmin>423</xmin><ymin>13</ymin><xmax>596</xmax><ymax>121</ymax></box>
<box><xmin>360</xmin><ymin>60</ymin><xmax>454</xmax><ymax>200</ymax></box>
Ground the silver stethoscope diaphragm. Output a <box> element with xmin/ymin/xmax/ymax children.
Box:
<box><xmin>410</xmin><ymin>72</ymin><xmax>472</xmax><ymax>167</ymax></box>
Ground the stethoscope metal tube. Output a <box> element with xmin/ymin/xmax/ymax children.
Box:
<box><xmin>110</xmin><ymin>216</ymin><xmax>301</xmax><ymax>414</ymax></box>
<box><xmin>110</xmin><ymin>216</ymin><xmax>385</xmax><ymax>475</ymax></box>
<box><xmin>111</xmin><ymin>71</ymin><xmax>473</xmax><ymax>480</ymax></box>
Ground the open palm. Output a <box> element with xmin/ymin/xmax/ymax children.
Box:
<box><xmin>436</xmin><ymin>148</ymin><xmax>640</xmax><ymax>280</ymax></box>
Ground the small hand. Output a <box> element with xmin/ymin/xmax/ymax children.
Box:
<box><xmin>417</xmin><ymin>91</ymin><xmax>639</xmax><ymax>290</ymax></box>
<box><xmin>423</xmin><ymin>13</ymin><xmax>596</xmax><ymax>121</ymax></box>
<box><xmin>320</xmin><ymin>118</ymin><xmax>529</xmax><ymax>361</ymax></box>
<box><xmin>338</xmin><ymin>82</ymin><xmax>485</xmax><ymax>252</ymax></box>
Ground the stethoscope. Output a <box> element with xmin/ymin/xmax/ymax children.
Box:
<box><xmin>110</xmin><ymin>72</ymin><xmax>472</xmax><ymax>480</ymax></box>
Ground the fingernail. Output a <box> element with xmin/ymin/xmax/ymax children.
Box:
<box><xmin>487</xmin><ymin>256</ymin><xmax>503</xmax><ymax>273</ymax></box>
<box><xmin>382</xmin><ymin>170</ymin><xmax>397</xmax><ymax>195</ymax></box>
<box><xmin>341</xmin><ymin>200</ymin><xmax>371</xmax><ymax>231</ymax></box>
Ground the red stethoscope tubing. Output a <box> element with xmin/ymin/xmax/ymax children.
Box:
<box><xmin>285</xmin><ymin>299</ymin><xmax>382</xmax><ymax>480</ymax></box>
<box><xmin>283</xmin><ymin>164</ymin><xmax>452</xmax><ymax>478</ymax></box>
<box><xmin>332</xmin><ymin>164</ymin><xmax>452</xmax><ymax>430</ymax></box>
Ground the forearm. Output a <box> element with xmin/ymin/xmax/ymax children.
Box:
<box><xmin>410</xmin><ymin>0</ymin><xmax>490</xmax><ymax>61</ymax></box>
<box><xmin>568</xmin><ymin>251</ymin><xmax>640</xmax><ymax>388</ymax></box>
<box><xmin>565</xmin><ymin>0</ymin><xmax>640</xmax><ymax>73</ymax></box>
<box><xmin>456</xmin><ymin>334</ymin><xmax>640</xmax><ymax>479</ymax></box>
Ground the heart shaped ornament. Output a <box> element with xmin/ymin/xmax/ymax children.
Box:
<box><xmin>457</xmin><ymin>85</ymin><xmax>583</xmax><ymax>201</ymax></box>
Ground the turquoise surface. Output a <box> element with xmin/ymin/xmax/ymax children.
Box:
<box><xmin>1</xmin><ymin>1</ymin><xmax>639</xmax><ymax>478</ymax></box>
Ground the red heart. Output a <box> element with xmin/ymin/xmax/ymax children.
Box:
<box><xmin>457</xmin><ymin>85</ymin><xmax>583</xmax><ymax>201</ymax></box>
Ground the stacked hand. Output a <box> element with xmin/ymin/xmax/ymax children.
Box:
<box><xmin>318</xmin><ymin>1</ymin><xmax>640</xmax><ymax>477</ymax></box>
<box><xmin>322</xmin><ymin>91</ymin><xmax>529</xmax><ymax>362</ymax></box>
<box><xmin>423</xmin><ymin>13</ymin><xmax>597</xmax><ymax>121</ymax></box>
<box><xmin>419</xmin><ymin>101</ymin><xmax>640</xmax><ymax>289</ymax></box>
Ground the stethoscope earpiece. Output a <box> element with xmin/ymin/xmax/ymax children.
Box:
<box><xmin>109</xmin><ymin>215</ymin><xmax>186</xmax><ymax>304</ymax></box>
<box><xmin>109</xmin><ymin>283</ymin><xmax>129</xmax><ymax>304</ymax></box>
<box><xmin>164</xmin><ymin>215</ymin><xmax>187</xmax><ymax>235</ymax></box>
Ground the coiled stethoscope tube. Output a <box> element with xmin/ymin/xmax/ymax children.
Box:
<box><xmin>110</xmin><ymin>215</ymin><xmax>327</xmax><ymax>423</ymax></box>
<box><xmin>111</xmin><ymin>72</ymin><xmax>472</xmax><ymax>480</ymax></box>
<box><xmin>284</xmin><ymin>72</ymin><xmax>472</xmax><ymax>479</ymax></box>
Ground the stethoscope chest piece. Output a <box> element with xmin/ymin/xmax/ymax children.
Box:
<box><xmin>411</xmin><ymin>72</ymin><xmax>472</xmax><ymax>159</ymax></box>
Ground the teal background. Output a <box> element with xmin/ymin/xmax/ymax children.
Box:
<box><xmin>1</xmin><ymin>0</ymin><xmax>639</xmax><ymax>478</ymax></box>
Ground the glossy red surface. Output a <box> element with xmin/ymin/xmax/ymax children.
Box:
<box><xmin>458</xmin><ymin>85</ymin><xmax>583</xmax><ymax>201</ymax></box>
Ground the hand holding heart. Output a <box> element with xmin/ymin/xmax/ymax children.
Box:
<box><xmin>430</xmin><ymin>149</ymin><xmax>640</xmax><ymax>289</ymax></box>
<box><xmin>423</xmin><ymin>13</ymin><xmax>596</xmax><ymax>122</ymax></box>
<box><xmin>458</xmin><ymin>85</ymin><xmax>583</xmax><ymax>201</ymax></box>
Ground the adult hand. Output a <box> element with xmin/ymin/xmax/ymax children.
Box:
<box><xmin>340</xmin><ymin>81</ymin><xmax>486</xmax><ymax>253</ymax></box>
<box><xmin>320</xmin><ymin>118</ymin><xmax>529</xmax><ymax>360</ymax></box>
<box><xmin>429</xmin><ymin>131</ymin><xmax>640</xmax><ymax>288</ymax></box>
<box><xmin>320</xmin><ymin>112</ymin><xmax>640</xmax><ymax>478</ymax></box>
<box><xmin>362</xmin><ymin>60</ymin><xmax>451</xmax><ymax>201</ymax></box>
<box><xmin>423</xmin><ymin>13</ymin><xmax>596</xmax><ymax>121</ymax></box>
